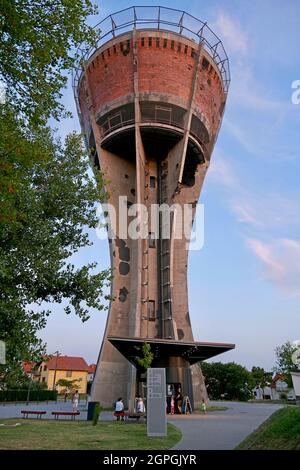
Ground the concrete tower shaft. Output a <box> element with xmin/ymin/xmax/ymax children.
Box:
<box><xmin>74</xmin><ymin>6</ymin><xmax>231</xmax><ymax>408</ymax></box>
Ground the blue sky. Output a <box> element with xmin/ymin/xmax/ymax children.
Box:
<box><xmin>41</xmin><ymin>0</ymin><xmax>300</xmax><ymax>371</ymax></box>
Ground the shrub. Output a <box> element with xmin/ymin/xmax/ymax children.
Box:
<box><xmin>279</xmin><ymin>392</ymin><xmax>288</xmax><ymax>400</ymax></box>
<box><xmin>0</xmin><ymin>389</ymin><xmax>57</xmax><ymax>402</ymax></box>
<box><xmin>92</xmin><ymin>402</ymin><xmax>102</xmax><ymax>426</ymax></box>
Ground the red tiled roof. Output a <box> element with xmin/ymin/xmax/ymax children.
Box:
<box><xmin>271</xmin><ymin>373</ymin><xmax>288</xmax><ymax>388</ymax></box>
<box><xmin>46</xmin><ymin>356</ymin><xmax>89</xmax><ymax>372</ymax></box>
<box><xmin>88</xmin><ymin>364</ymin><xmax>96</xmax><ymax>373</ymax></box>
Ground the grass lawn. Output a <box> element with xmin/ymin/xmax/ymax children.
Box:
<box><xmin>237</xmin><ymin>407</ymin><xmax>300</xmax><ymax>450</ymax></box>
<box><xmin>0</xmin><ymin>419</ymin><xmax>181</xmax><ymax>450</ymax></box>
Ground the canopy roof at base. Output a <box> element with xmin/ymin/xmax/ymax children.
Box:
<box><xmin>107</xmin><ymin>336</ymin><xmax>235</xmax><ymax>368</ymax></box>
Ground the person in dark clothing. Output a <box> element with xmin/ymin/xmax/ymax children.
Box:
<box><xmin>175</xmin><ymin>387</ymin><xmax>183</xmax><ymax>414</ymax></box>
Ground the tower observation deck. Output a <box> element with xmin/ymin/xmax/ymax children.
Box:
<box><xmin>73</xmin><ymin>6</ymin><xmax>234</xmax><ymax>409</ymax></box>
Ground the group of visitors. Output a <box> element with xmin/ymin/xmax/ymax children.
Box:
<box><xmin>168</xmin><ymin>387</ymin><xmax>183</xmax><ymax>414</ymax></box>
<box><xmin>113</xmin><ymin>396</ymin><xmax>146</xmax><ymax>421</ymax></box>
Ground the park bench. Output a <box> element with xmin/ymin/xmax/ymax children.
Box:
<box><xmin>51</xmin><ymin>411</ymin><xmax>80</xmax><ymax>421</ymax></box>
<box><xmin>21</xmin><ymin>410</ymin><xmax>46</xmax><ymax>419</ymax></box>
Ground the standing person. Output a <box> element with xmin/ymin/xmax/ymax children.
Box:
<box><xmin>136</xmin><ymin>397</ymin><xmax>145</xmax><ymax>414</ymax></box>
<box><xmin>72</xmin><ymin>390</ymin><xmax>79</xmax><ymax>412</ymax></box>
<box><xmin>201</xmin><ymin>399</ymin><xmax>207</xmax><ymax>414</ymax></box>
<box><xmin>64</xmin><ymin>390</ymin><xmax>68</xmax><ymax>403</ymax></box>
<box><xmin>114</xmin><ymin>397</ymin><xmax>125</xmax><ymax>421</ymax></box>
<box><xmin>170</xmin><ymin>396</ymin><xmax>175</xmax><ymax>415</ymax></box>
<box><xmin>175</xmin><ymin>387</ymin><xmax>183</xmax><ymax>414</ymax></box>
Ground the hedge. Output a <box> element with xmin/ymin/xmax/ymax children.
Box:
<box><xmin>0</xmin><ymin>389</ymin><xmax>58</xmax><ymax>402</ymax></box>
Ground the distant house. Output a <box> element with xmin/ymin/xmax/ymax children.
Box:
<box><xmin>270</xmin><ymin>373</ymin><xmax>295</xmax><ymax>400</ymax></box>
<box><xmin>252</xmin><ymin>385</ymin><xmax>271</xmax><ymax>400</ymax></box>
<box><xmin>87</xmin><ymin>364</ymin><xmax>96</xmax><ymax>383</ymax></box>
<box><xmin>22</xmin><ymin>356</ymin><xmax>89</xmax><ymax>394</ymax></box>
<box><xmin>252</xmin><ymin>373</ymin><xmax>297</xmax><ymax>401</ymax></box>
<box><xmin>22</xmin><ymin>361</ymin><xmax>41</xmax><ymax>381</ymax></box>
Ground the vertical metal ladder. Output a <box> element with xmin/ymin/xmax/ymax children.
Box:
<box><xmin>158</xmin><ymin>158</ymin><xmax>173</xmax><ymax>339</ymax></box>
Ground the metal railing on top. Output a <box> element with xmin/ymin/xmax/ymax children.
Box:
<box><xmin>72</xmin><ymin>6</ymin><xmax>230</xmax><ymax>128</ymax></box>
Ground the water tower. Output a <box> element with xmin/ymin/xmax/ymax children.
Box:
<box><xmin>73</xmin><ymin>6</ymin><xmax>234</xmax><ymax>409</ymax></box>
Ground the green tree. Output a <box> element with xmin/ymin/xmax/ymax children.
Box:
<box><xmin>0</xmin><ymin>105</ymin><xmax>111</xmax><ymax>381</ymax></box>
<box><xmin>251</xmin><ymin>366</ymin><xmax>272</xmax><ymax>389</ymax></box>
<box><xmin>274</xmin><ymin>341</ymin><xmax>298</xmax><ymax>387</ymax></box>
<box><xmin>201</xmin><ymin>362</ymin><xmax>253</xmax><ymax>401</ymax></box>
<box><xmin>56</xmin><ymin>378</ymin><xmax>82</xmax><ymax>393</ymax></box>
<box><xmin>135</xmin><ymin>343</ymin><xmax>154</xmax><ymax>371</ymax></box>
<box><xmin>0</xmin><ymin>0</ymin><xmax>98</xmax><ymax>125</ymax></box>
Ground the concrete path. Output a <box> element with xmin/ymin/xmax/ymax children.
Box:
<box><xmin>0</xmin><ymin>401</ymin><xmax>88</xmax><ymax>420</ymax></box>
<box><xmin>170</xmin><ymin>401</ymin><xmax>282</xmax><ymax>450</ymax></box>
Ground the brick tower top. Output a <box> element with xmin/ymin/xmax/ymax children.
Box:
<box><xmin>73</xmin><ymin>6</ymin><xmax>230</xmax><ymax>164</ymax></box>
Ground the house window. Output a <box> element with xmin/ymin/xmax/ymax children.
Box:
<box><xmin>148</xmin><ymin>300</ymin><xmax>156</xmax><ymax>320</ymax></box>
<box><xmin>43</xmin><ymin>365</ymin><xmax>47</xmax><ymax>371</ymax></box>
<box><xmin>66</xmin><ymin>370</ymin><xmax>72</xmax><ymax>378</ymax></box>
<box><xmin>149</xmin><ymin>233</ymin><xmax>156</xmax><ymax>248</ymax></box>
<box><xmin>150</xmin><ymin>176</ymin><xmax>156</xmax><ymax>188</ymax></box>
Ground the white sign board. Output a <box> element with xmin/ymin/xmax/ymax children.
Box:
<box><xmin>147</xmin><ymin>368</ymin><xmax>167</xmax><ymax>437</ymax></box>
<box><xmin>0</xmin><ymin>341</ymin><xmax>6</xmax><ymax>365</ymax></box>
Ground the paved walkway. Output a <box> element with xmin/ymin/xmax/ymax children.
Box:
<box><xmin>0</xmin><ymin>400</ymin><xmax>282</xmax><ymax>450</ymax></box>
<box><xmin>170</xmin><ymin>401</ymin><xmax>282</xmax><ymax>450</ymax></box>
<box><xmin>0</xmin><ymin>401</ymin><xmax>88</xmax><ymax>420</ymax></box>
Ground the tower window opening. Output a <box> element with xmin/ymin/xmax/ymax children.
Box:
<box><xmin>191</xmin><ymin>48</ymin><xmax>196</xmax><ymax>59</ymax></box>
<box><xmin>148</xmin><ymin>300</ymin><xmax>156</xmax><ymax>320</ymax></box>
<box><xmin>178</xmin><ymin>43</ymin><xmax>182</xmax><ymax>53</ymax></box>
<box><xmin>148</xmin><ymin>37</ymin><xmax>152</xmax><ymax>47</ymax></box>
<box><xmin>113</xmin><ymin>45</ymin><xmax>117</xmax><ymax>54</ymax></box>
<box><xmin>150</xmin><ymin>176</ymin><xmax>156</xmax><ymax>188</ymax></box>
<box><xmin>141</xmin><ymin>37</ymin><xmax>145</xmax><ymax>47</ymax></box>
<box><xmin>163</xmin><ymin>38</ymin><xmax>167</xmax><ymax>48</ymax></box>
<box><xmin>107</xmin><ymin>48</ymin><xmax>110</xmax><ymax>57</ymax></box>
<box><xmin>156</xmin><ymin>37</ymin><xmax>160</xmax><ymax>48</ymax></box>
<box><xmin>184</xmin><ymin>45</ymin><xmax>188</xmax><ymax>54</ymax></box>
<box><xmin>149</xmin><ymin>233</ymin><xmax>156</xmax><ymax>248</ymax></box>
<box><xmin>202</xmin><ymin>57</ymin><xmax>209</xmax><ymax>70</ymax></box>
<box><xmin>171</xmin><ymin>40</ymin><xmax>175</xmax><ymax>50</ymax></box>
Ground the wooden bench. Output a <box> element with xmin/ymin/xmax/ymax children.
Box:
<box><xmin>126</xmin><ymin>413</ymin><xmax>146</xmax><ymax>422</ymax></box>
<box><xmin>51</xmin><ymin>411</ymin><xmax>80</xmax><ymax>421</ymax></box>
<box><xmin>21</xmin><ymin>410</ymin><xmax>46</xmax><ymax>419</ymax></box>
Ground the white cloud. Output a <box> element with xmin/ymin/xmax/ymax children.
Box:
<box><xmin>212</xmin><ymin>11</ymin><xmax>248</xmax><ymax>54</ymax></box>
<box><xmin>247</xmin><ymin>238</ymin><xmax>300</xmax><ymax>296</ymax></box>
<box><xmin>208</xmin><ymin>156</ymin><xmax>238</xmax><ymax>190</ymax></box>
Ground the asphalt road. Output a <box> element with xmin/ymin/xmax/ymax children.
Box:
<box><xmin>170</xmin><ymin>400</ymin><xmax>282</xmax><ymax>450</ymax></box>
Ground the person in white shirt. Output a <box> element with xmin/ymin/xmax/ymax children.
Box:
<box><xmin>136</xmin><ymin>397</ymin><xmax>145</xmax><ymax>414</ymax></box>
<box><xmin>114</xmin><ymin>397</ymin><xmax>125</xmax><ymax>421</ymax></box>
